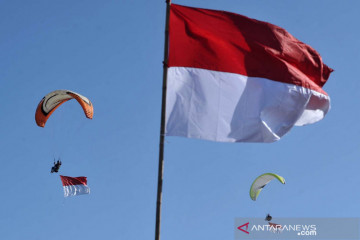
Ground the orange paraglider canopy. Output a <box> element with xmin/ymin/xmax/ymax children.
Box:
<box><xmin>35</xmin><ymin>90</ymin><xmax>93</xmax><ymax>127</ymax></box>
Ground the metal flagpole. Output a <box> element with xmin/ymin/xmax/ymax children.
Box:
<box><xmin>155</xmin><ymin>1</ymin><xmax>171</xmax><ymax>240</ymax></box>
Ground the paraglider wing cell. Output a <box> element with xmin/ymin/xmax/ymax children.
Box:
<box><xmin>35</xmin><ymin>90</ymin><xmax>93</xmax><ymax>127</ymax></box>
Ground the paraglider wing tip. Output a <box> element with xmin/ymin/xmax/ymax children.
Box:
<box><xmin>35</xmin><ymin>119</ymin><xmax>45</xmax><ymax>127</ymax></box>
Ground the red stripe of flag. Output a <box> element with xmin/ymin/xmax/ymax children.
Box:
<box><xmin>168</xmin><ymin>4</ymin><xmax>333</xmax><ymax>95</ymax></box>
<box><xmin>60</xmin><ymin>175</ymin><xmax>87</xmax><ymax>186</ymax></box>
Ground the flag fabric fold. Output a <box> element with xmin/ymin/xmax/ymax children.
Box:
<box><xmin>165</xmin><ymin>4</ymin><xmax>333</xmax><ymax>143</ymax></box>
<box><xmin>60</xmin><ymin>175</ymin><xmax>90</xmax><ymax>197</ymax></box>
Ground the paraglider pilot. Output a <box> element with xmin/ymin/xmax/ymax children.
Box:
<box><xmin>265</xmin><ymin>214</ymin><xmax>272</xmax><ymax>222</ymax></box>
<box><xmin>51</xmin><ymin>159</ymin><xmax>62</xmax><ymax>173</ymax></box>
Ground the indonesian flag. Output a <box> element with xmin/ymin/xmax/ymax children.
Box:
<box><xmin>165</xmin><ymin>4</ymin><xmax>333</xmax><ymax>143</ymax></box>
<box><xmin>60</xmin><ymin>175</ymin><xmax>90</xmax><ymax>197</ymax></box>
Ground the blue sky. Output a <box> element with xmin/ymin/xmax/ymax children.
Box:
<box><xmin>1</xmin><ymin>0</ymin><xmax>359</xmax><ymax>239</ymax></box>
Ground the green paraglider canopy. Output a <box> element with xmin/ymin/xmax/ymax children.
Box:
<box><xmin>249</xmin><ymin>173</ymin><xmax>285</xmax><ymax>201</ymax></box>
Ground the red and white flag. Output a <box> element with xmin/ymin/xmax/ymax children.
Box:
<box><xmin>60</xmin><ymin>175</ymin><xmax>90</xmax><ymax>197</ymax></box>
<box><xmin>165</xmin><ymin>4</ymin><xmax>333</xmax><ymax>143</ymax></box>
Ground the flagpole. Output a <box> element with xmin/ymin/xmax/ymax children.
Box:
<box><xmin>155</xmin><ymin>1</ymin><xmax>171</xmax><ymax>240</ymax></box>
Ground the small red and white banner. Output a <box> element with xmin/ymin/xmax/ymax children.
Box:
<box><xmin>60</xmin><ymin>175</ymin><xmax>90</xmax><ymax>197</ymax></box>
